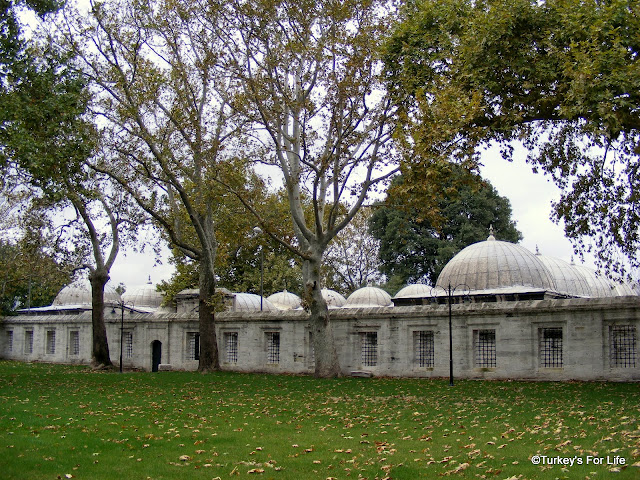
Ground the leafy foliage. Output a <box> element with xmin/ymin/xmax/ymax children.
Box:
<box><xmin>370</xmin><ymin>166</ymin><xmax>521</xmax><ymax>286</ymax></box>
<box><xmin>385</xmin><ymin>0</ymin><xmax>640</xmax><ymax>277</ymax></box>
<box><xmin>322</xmin><ymin>207</ymin><xmax>383</xmax><ymax>295</ymax></box>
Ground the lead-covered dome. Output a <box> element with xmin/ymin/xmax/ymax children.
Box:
<box><xmin>344</xmin><ymin>286</ymin><xmax>393</xmax><ymax>308</ymax></box>
<box><xmin>53</xmin><ymin>280</ymin><xmax>121</xmax><ymax>306</ymax></box>
<box><xmin>393</xmin><ymin>283</ymin><xmax>432</xmax><ymax>299</ymax></box>
<box><xmin>321</xmin><ymin>288</ymin><xmax>347</xmax><ymax>308</ymax></box>
<box><xmin>232</xmin><ymin>293</ymin><xmax>277</xmax><ymax>312</ymax></box>
<box><xmin>436</xmin><ymin>234</ymin><xmax>556</xmax><ymax>293</ymax></box>
<box><xmin>571</xmin><ymin>264</ymin><xmax>616</xmax><ymax>298</ymax></box>
<box><xmin>122</xmin><ymin>279</ymin><xmax>163</xmax><ymax>310</ymax></box>
<box><xmin>535</xmin><ymin>253</ymin><xmax>591</xmax><ymax>297</ymax></box>
<box><xmin>267</xmin><ymin>290</ymin><xmax>301</xmax><ymax>310</ymax></box>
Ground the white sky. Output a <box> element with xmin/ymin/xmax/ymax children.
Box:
<box><xmin>108</xmin><ymin>145</ymin><xmax>595</xmax><ymax>294</ymax></box>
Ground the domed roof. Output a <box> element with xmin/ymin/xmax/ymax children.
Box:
<box><xmin>122</xmin><ymin>278</ymin><xmax>163</xmax><ymax>309</ymax></box>
<box><xmin>393</xmin><ymin>283</ymin><xmax>432</xmax><ymax>299</ymax></box>
<box><xmin>321</xmin><ymin>288</ymin><xmax>347</xmax><ymax>308</ymax></box>
<box><xmin>267</xmin><ymin>290</ymin><xmax>301</xmax><ymax>310</ymax></box>
<box><xmin>535</xmin><ymin>252</ymin><xmax>591</xmax><ymax>297</ymax></box>
<box><xmin>53</xmin><ymin>280</ymin><xmax>121</xmax><ymax>306</ymax></box>
<box><xmin>436</xmin><ymin>234</ymin><xmax>556</xmax><ymax>293</ymax></box>
<box><xmin>344</xmin><ymin>286</ymin><xmax>393</xmax><ymax>308</ymax></box>
<box><xmin>232</xmin><ymin>293</ymin><xmax>278</xmax><ymax>312</ymax></box>
<box><xmin>570</xmin><ymin>264</ymin><xmax>616</xmax><ymax>298</ymax></box>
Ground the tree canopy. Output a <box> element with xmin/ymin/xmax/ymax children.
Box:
<box><xmin>384</xmin><ymin>0</ymin><xmax>640</xmax><ymax>278</ymax></box>
<box><xmin>370</xmin><ymin>165</ymin><xmax>521</xmax><ymax>290</ymax></box>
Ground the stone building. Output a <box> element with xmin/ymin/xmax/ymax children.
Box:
<box><xmin>1</xmin><ymin>234</ymin><xmax>639</xmax><ymax>381</ymax></box>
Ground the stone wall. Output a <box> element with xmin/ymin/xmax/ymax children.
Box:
<box><xmin>2</xmin><ymin>297</ymin><xmax>639</xmax><ymax>381</ymax></box>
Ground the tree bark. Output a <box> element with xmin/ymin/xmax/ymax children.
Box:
<box><xmin>303</xmin><ymin>254</ymin><xmax>341</xmax><ymax>377</ymax></box>
<box><xmin>197</xmin><ymin>257</ymin><xmax>220</xmax><ymax>372</ymax></box>
<box><xmin>88</xmin><ymin>268</ymin><xmax>112</xmax><ymax>368</ymax></box>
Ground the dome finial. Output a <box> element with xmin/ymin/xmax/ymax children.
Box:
<box><xmin>535</xmin><ymin>245</ymin><xmax>540</xmax><ymax>255</ymax></box>
<box><xmin>487</xmin><ymin>225</ymin><xmax>495</xmax><ymax>241</ymax></box>
<box><xmin>147</xmin><ymin>275</ymin><xmax>152</xmax><ymax>284</ymax></box>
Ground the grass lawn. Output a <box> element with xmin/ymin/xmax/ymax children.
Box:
<box><xmin>0</xmin><ymin>361</ymin><xmax>638</xmax><ymax>479</ymax></box>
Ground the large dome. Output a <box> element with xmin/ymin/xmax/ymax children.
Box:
<box><xmin>393</xmin><ymin>283</ymin><xmax>432</xmax><ymax>299</ymax></box>
<box><xmin>436</xmin><ymin>234</ymin><xmax>556</xmax><ymax>293</ymax></box>
<box><xmin>53</xmin><ymin>281</ymin><xmax>121</xmax><ymax>306</ymax></box>
<box><xmin>267</xmin><ymin>290</ymin><xmax>301</xmax><ymax>310</ymax></box>
<box><xmin>321</xmin><ymin>288</ymin><xmax>347</xmax><ymax>308</ymax></box>
<box><xmin>344</xmin><ymin>286</ymin><xmax>393</xmax><ymax>308</ymax></box>
<box><xmin>232</xmin><ymin>293</ymin><xmax>277</xmax><ymax>312</ymax></box>
<box><xmin>122</xmin><ymin>279</ymin><xmax>163</xmax><ymax>309</ymax></box>
<box><xmin>571</xmin><ymin>264</ymin><xmax>616</xmax><ymax>298</ymax></box>
<box><xmin>535</xmin><ymin>253</ymin><xmax>591</xmax><ymax>297</ymax></box>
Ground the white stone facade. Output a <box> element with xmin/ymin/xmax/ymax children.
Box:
<box><xmin>2</xmin><ymin>296</ymin><xmax>639</xmax><ymax>381</ymax></box>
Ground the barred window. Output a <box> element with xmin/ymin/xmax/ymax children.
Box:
<box><xmin>414</xmin><ymin>331</ymin><xmax>434</xmax><ymax>367</ymax></box>
<box><xmin>186</xmin><ymin>332</ymin><xmax>199</xmax><ymax>361</ymax></box>
<box><xmin>7</xmin><ymin>331</ymin><xmax>13</xmax><ymax>353</ymax></box>
<box><xmin>24</xmin><ymin>330</ymin><xmax>33</xmax><ymax>355</ymax></box>
<box><xmin>266</xmin><ymin>332</ymin><xmax>280</xmax><ymax>364</ymax></box>
<box><xmin>361</xmin><ymin>332</ymin><xmax>378</xmax><ymax>367</ymax></box>
<box><xmin>475</xmin><ymin>329</ymin><xmax>496</xmax><ymax>367</ymax></box>
<box><xmin>540</xmin><ymin>327</ymin><xmax>563</xmax><ymax>368</ymax></box>
<box><xmin>225</xmin><ymin>332</ymin><xmax>238</xmax><ymax>363</ymax></box>
<box><xmin>46</xmin><ymin>330</ymin><xmax>56</xmax><ymax>355</ymax></box>
<box><xmin>610</xmin><ymin>326</ymin><xmax>637</xmax><ymax>368</ymax></box>
<box><xmin>69</xmin><ymin>331</ymin><xmax>80</xmax><ymax>356</ymax></box>
<box><xmin>124</xmin><ymin>331</ymin><xmax>133</xmax><ymax>359</ymax></box>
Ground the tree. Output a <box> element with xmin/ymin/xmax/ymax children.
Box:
<box><xmin>0</xmin><ymin>226</ymin><xmax>70</xmax><ymax>315</ymax></box>
<box><xmin>158</xmin><ymin>188</ymin><xmax>302</xmax><ymax>303</ymax></box>
<box><xmin>225</xmin><ymin>0</ymin><xmax>399</xmax><ymax>376</ymax></box>
<box><xmin>0</xmin><ymin>3</ymin><xmax>133</xmax><ymax>366</ymax></box>
<box><xmin>322</xmin><ymin>207</ymin><xmax>383</xmax><ymax>295</ymax></box>
<box><xmin>370</xmin><ymin>165</ymin><xmax>522</xmax><ymax>288</ymax></box>
<box><xmin>384</xmin><ymin>0</ymin><xmax>640</xmax><ymax>278</ymax></box>
<box><xmin>60</xmin><ymin>0</ymin><xmax>251</xmax><ymax>371</ymax></box>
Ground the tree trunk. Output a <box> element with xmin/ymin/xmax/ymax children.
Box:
<box><xmin>89</xmin><ymin>269</ymin><xmax>112</xmax><ymax>368</ymax></box>
<box><xmin>304</xmin><ymin>254</ymin><xmax>341</xmax><ymax>377</ymax></box>
<box><xmin>197</xmin><ymin>251</ymin><xmax>220</xmax><ymax>372</ymax></box>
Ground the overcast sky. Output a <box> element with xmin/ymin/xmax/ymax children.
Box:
<box><xmin>107</xmin><ymin>144</ymin><xmax>592</xmax><ymax>295</ymax></box>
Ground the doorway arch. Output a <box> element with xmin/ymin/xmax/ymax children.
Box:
<box><xmin>151</xmin><ymin>340</ymin><xmax>162</xmax><ymax>372</ymax></box>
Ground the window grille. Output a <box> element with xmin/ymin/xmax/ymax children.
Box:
<box><xmin>225</xmin><ymin>332</ymin><xmax>238</xmax><ymax>363</ymax></box>
<box><xmin>124</xmin><ymin>331</ymin><xmax>133</xmax><ymax>359</ymax></box>
<box><xmin>610</xmin><ymin>325</ymin><xmax>637</xmax><ymax>368</ymax></box>
<box><xmin>540</xmin><ymin>327</ymin><xmax>563</xmax><ymax>368</ymax></box>
<box><xmin>7</xmin><ymin>331</ymin><xmax>13</xmax><ymax>352</ymax></box>
<box><xmin>186</xmin><ymin>332</ymin><xmax>199</xmax><ymax>361</ymax></box>
<box><xmin>414</xmin><ymin>331</ymin><xmax>434</xmax><ymax>367</ymax></box>
<box><xmin>69</xmin><ymin>331</ymin><xmax>80</xmax><ymax>356</ymax></box>
<box><xmin>266</xmin><ymin>332</ymin><xmax>280</xmax><ymax>364</ymax></box>
<box><xmin>361</xmin><ymin>332</ymin><xmax>378</xmax><ymax>367</ymax></box>
<box><xmin>475</xmin><ymin>329</ymin><xmax>496</xmax><ymax>367</ymax></box>
<box><xmin>24</xmin><ymin>330</ymin><xmax>33</xmax><ymax>355</ymax></box>
<box><xmin>46</xmin><ymin>330</ymin><xmax>56</xmax><ymax>355</ymax></box>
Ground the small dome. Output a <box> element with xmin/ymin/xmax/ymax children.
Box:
<box><xmin>232</xmin><ymin>293</ymin><xmax>277</xmax><ymax>312</ymax></box>
<box><xmin>321</xmin><ymin>288</ymin><xmax>347</xmax><ymax>308</ymax></box>
<box><xmin>344</xmin><ymin>286</ymin><xmax>393</xmax><ymax>308</ymax></box>
<box><xmin>122</xmin><ymin>278</ymin><xmax>163</xmax><ymax>309</ymax></box>
<box><xmin>393</xmin><ymin>283</ymin><xmax>432</xmax><ymax>299</ymax></box>
<box><xmin>570</xmin><ymin>264</ymin><xmax>616</xmax><ymax>298</ymax></box>
<box><xmin>535</xmin><ymin>253</ymin><xmax>591</xmax><ymax>297</ymax></box>
<box><xmin>53</xmin><ymin>280</ymin><xmax>121</xmax><ymax>306</ymax></box>
<box><xmin>436</xmin><ymin>236</ymin><xmax>556</xmax><ymax>292</ymax></box>
<box><xmin>267</xmin><ymin>290</ymin><xmax>301</xmax><ymax>310</ymax></box>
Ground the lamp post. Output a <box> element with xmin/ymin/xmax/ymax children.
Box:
<box><xmin>117</xmin><ymin>300</ymin><xmax>132</xmax><ymax>373</ymax></box>
<box><xmin>431</xmin><ymin>283</ymin><xmax>470</xmax><ymax>386</ymax></box>
<box><xmin>253</xmin><ymin>227</ymin><xmax>264</xmax><ymax>311</ymax></box>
